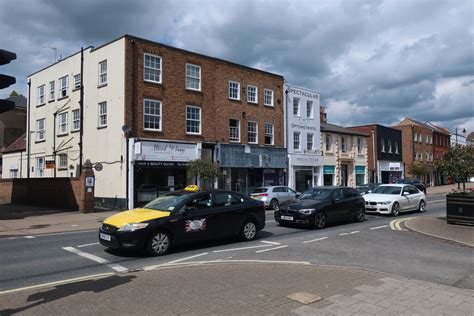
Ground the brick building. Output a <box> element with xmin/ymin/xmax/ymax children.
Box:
<box><xmin>348</xmin><ymin>124</ymin><xmax>403</xmax><ymax>184</ymax></box>
<box><xmin>3</xmin><ymin>35</ymin><xmax>286</xmax><ymax>209</ymax></box>
<box><xmin>393</xmin><ymin>118</ymin><xmax>435</xmax><ymax>186</ymax></box>
<box><xmin>426</xmin><ymin>122</ymin><xmax>451</xmax><ymax>185</ymax></box>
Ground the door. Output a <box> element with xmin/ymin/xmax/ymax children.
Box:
<box><xmin>328</xmin><ymin>188</ymin><xmax>347</xmax><ymax>221</ymax></box>
<box><xmin>172</xmin><ymin>193</ymin><xmax>217</xmax><ymax>243</ymax></box>
<box><xmin>405</xmin><ymin>185</ymin><xmax>422</xmax><ymax>210</ymax></box>
<box><xmin>211</xmin><ymin>191</ymin><xmax>247</xmax><ymax>237</ymax></box>
<box><xmin>341</xmin><ymin>164</ymin><xmax>349</xmax><ymax>187</ymax></box>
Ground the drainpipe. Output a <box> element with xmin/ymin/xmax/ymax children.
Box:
<box><xmin>53</xmin><ymin>112</ymin><xmax>57</xmax><ymax>178</ymax></box>
<box><xmin>27</xmin><ymin>78</ymin><xmax>31</xmax><ymax>179</ymax></box>
<box><xmin>371</xmin><ymin>129</ymin><xmax>376</xmax><ymax>183</ymax></box>
<box><xmin>79</xmin><ymin>47</ymin><xmax>84</xmax><ymax>176</ymax></box>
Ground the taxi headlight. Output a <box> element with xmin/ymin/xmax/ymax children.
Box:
<box><xmin>378</xmin><ymin>201</ymin><xmax>392</xmax><ymax>205</ymax></box>
<box><xmin>118</xmin><ymin>223</ymin><xmax>149</xmax><ymax>232</ymax></box>
<box><xmin>298</xmin><ymin>208</ymin><xmax>315</xmax><ymax>215</ymax></box>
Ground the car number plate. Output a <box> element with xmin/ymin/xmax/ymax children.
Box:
<box><xmin>281</xmin><ymin>216</ymin><xmax>293</xmax><ymax>221</ymax></box>
<box><xmin>100</xmin><ymin>233</ymin><xmax>111</xmax><ymax>241</ymax></box>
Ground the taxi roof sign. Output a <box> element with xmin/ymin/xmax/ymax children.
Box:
<box><xmin>184</xmin><ymin>185</ymin><xmax>200</xmax><ymax>192</ymax></box>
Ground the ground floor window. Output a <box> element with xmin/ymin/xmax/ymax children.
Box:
<box><xmin>295</xmin><ymin>169</ymin><xmax>313</xmax><ymax>193</ymax></box>
<box><xmin>381</xmin><ymin>171</ymin><xmax>402</xmax><ymax>184</ymax></box>
<box><xmin>324</xmin><ymin>174</ymin><xmax>333</xmax><ymax>186</ymax></box>
<box><xmin>356</xmin><ymin>174</ymin><xmax>364</xmax><ymax>186</ymax></box>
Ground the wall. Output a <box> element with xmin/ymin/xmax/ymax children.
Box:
<box><xmin>0</xmin><ymin>108</ymin><xmax>26</xmax><ymax>149</ymax></box>
<box><xmin>1</xmin><ymin>150</ymin><xmax>27</xmax><ymax>179</ymax></box>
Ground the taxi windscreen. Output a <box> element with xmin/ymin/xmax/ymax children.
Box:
<box><xmin>144</xmin><ymin>194</ymin><xmax>191</xmax><ymax>211</ymax></box>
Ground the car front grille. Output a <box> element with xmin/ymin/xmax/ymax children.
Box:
<box><xmin>365</xmin><ymin>201</ymin><xmax>377</xmax><ymax>206</ymax></box>
<box><xmin>100</xmin><ymin>223</ymin><xmax>117</xmax><ymax>233</ymax></box>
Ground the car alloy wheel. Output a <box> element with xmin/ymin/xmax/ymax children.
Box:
<box><xmin>418</xmin><ymin>200</ymin><xmax>426</xmax><ymax>212</ymax></box>
<box><xmin>148</xmin><ymin>231</ymin><xmax>171</xmax><ymax>256</ymax></box>
<box><xmin>355</xmin><ymin>207</ymin><xmax>365</xmax><ymax>222</ymax></box>
<box><xmin>314</xmin><ymin>212</ymin><xmax>326</xmax><ymax>229</ymax></box>
<box><xmin>270</xmin><ymin>199</ymin><xmax>279</xmax><ymax>211</ymax></box>
<box><xmin>241</xmin><ymin>220</ymin><xmax>257</xmax><ymax>241</ymax></box>
<box><xmin>391</xmin><ymin>202</ymin><xmax>400</xmax><ymax>217</ymax></box>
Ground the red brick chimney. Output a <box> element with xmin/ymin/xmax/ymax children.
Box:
<box><xmin>320</xmin><ymin>106</ymin><xmax>327</xmax><ymax>123</ymax></box>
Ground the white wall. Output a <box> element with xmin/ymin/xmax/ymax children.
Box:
<box><xmin>2</xmin><ymin>151</ymin><xmax>27</xmax><ymax>178</ymax></box>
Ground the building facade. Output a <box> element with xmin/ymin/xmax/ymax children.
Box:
<box><xmin>426</xmin><ymin>122</ymin><xmax>451</xmax><ymax>185</ymax></box>
<box><xmin>284</xmin><ymin>84</ymin><xmax>323</xmax><ymax>193</ymax></box>
<box><xmin>349</xmin><ymin>125</ymin><xmax>403</xmax><ymax>184</ymax></box>
<box><xmin>6</xmin><ymin>35</ymin><xmax>286</xmax><ymax>209</ymax></box>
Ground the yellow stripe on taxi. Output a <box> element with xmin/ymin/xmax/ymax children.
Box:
<box><xmin>103</xmin><ymin>208</ymin><xmax>170</xmax><ymax>228</ymax></box>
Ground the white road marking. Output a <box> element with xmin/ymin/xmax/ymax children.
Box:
<box><xmin>77</xmin><ymin>242</ymin><xmax>100</xmax><ymax>248</ymax></box>
<box><xmin>213</xmin><ymin>244</ymin><xmax>271</xmax><ymax>253</ymax></box>
<box><xmin>144</xmin><ymin>259</ymin><xmax>311</xmax><ymax>271</ymax></box>
<box><xmin>71</xmin><ymin>224</ymin><xmax>79</xmax><ymax>227</ymax></box>
<box><xmin>350</xmin><ymin>231</ymin><xmax>360</xmax><ymax>234</ymax></box>
<box><xmin>167</xmin><ymin>252</ymin><xmax>209</xmax><ymax>264</ymax></box>
<box><xmin>62</xmin><ymin>246</ymin><xmax>128</xmax><ymax>273</ymax></box>
<box><xmin>260</xmin><ymin>240</ymin><xmax>281</xmax><ymax>245</ymax></box>
<box><xmin>255</xmin><ymin>245</ymin><xmax>288</xmax><ymax>253</ymax></box>
<box><xmin>24</xmin><ymin>236</ymin><xmax>35</xmax><ymax>239</ymax></box>
<box><xmin>265</xmin><ymin>220</ymin><xmax>275</xmax><ymax>223</ymax></box>
<box><xmin>0</xmin><ymin>272</ymin><xmax>114</xmax><ymax>295</ymax></box>
<box><xmin>302</xmin><ymin>237</ymin><xmax>328</xmax><ymax>244</ymax></box>
<box><xmin>370</xmin><ymin>225</ymin><xmax>388</xmax><ymax>230</ymax></box>
<box><xmin>31</xmin><ymin>230</ymin><xmax>97</xmax><ymax>238</ymax></box>
<box><xmin>339</xmin><ymin>233</ymin><xmax>350</xmax><ymax>236</ymax></box>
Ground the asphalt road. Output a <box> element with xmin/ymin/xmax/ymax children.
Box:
<box><xmin>0</xmin><ymin>194</ymin><xmax>472</xmax><ymax>294</ymax></box>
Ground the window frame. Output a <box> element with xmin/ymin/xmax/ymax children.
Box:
<box><xmin>185</xmin><ymin>63</ymin><xmax>201</xmax><ymax>91</ymax></box>
<box><xmin>264</xmin><ymin>123</ymin><xmax>274</xmax><ymax>145</ymax></box>
<box><xmin>37</xmin><ymin>85</ymin><xmax>45</xmax><ymax>105</ymax></box>
<box><xmin>307</xmin><ymin>133</ymin><xmax>313</xmax><ymax>151</ymax></box>
<box><xmin>144</xmin><ymin>53</ymin><xmax>162</xmax><ymax>84</ymax></box>
<box><xmin>143</xmin><ymin>98</ymin><xmax>162</xmax><ymax>131</ymax></box>
<box><xmin>293</xmin><ymin>132</ymin><xmax>301</xmax><ymax>151</ymax></box>
<box><xmin>293</xmin><ymin>97</ymin><xmax>300</xmax><ymax>116</ymax></box>
<box><xmin>228</xmin><ymin>81</ymin><xmax>240</xmax><ymax>100</ymax></box>
<box><xmin>72</xmin><ymin>109</ymin><xmax>80</xmax><ymax>131</ymax></box>
<box><xmin>58</xmin><ymin>154</ymin><xmax>68</xmax><ymax>169</ymax></box>
<box><xmin>36</xmin><ymin>118</ymin><xmax>45</xmax><ymax>141</ymax></box>
<box><xmin>264</xmin><ymin>89</ymin><xmax>274</xmax><ymax>106</ymax></box>
<box><xmin>247</xmin><ymin>85</ymin><xmax>258</xmax><ymax>104</ymax></box>
<box><xmin>49</xmin><ymin>81</ymin><xmax>55</xmax><ymax>101</ymax></box>
<box><xmin>326</xmin><ymin>134</ymin><xmax>332</xmax><ymax>152</ymax></box>
<box><xmin>58</xmin><ymin>75</ymin><xmax>68</xmax><ymax>98</ymax></box>
<box><xmin>98</xmin><ymin>102</ymin><xmax>107</xmax><ymax>128</ymax></box>
<box><xmin>185</xmin><ymin>105</ymin><xmax>202</xmax><ymax>135</ymax></box>
<box><xmin>36</xmin><ymin>157</ymin><xmax>45</xmax><ymax>177</ymax></box>
<box><xmin>229</xmin><ymin>119</ymin><xmax>240</xmax><ymax>142</ymax></box>
<box><xmin>98</xmin><ymin>60</ymin><xmax>107</xmax><ymax>86</ymax></box>
<box><xmin>247</xmin><ymin>121</ymin><xmax>258</xmax><ymax>144</ymax></box>
<box><xmin>57</xmin><ymin>112</ymin><xmax>68</xmax><ymax>135</ymax></box>
<box><xmin>306</xmin><ymin>100</ymin><xmax>313</xmax><ymax>118</ymax></box>
<box><xmin>74</xmin><ymin>74</ymin><xmax>81</xmax><ymax>90</ymax></box>
<box><xmin>341</xmin><ymin>136</ymin><xmax>347</xmax><ymax>153</ymax></box>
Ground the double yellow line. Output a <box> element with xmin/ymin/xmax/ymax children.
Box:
<box><xmin>389</xmin><ymin>217</ymin><xmax>415</xmax><ymax>231</ymax></box>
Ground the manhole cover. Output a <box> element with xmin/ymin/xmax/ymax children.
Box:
<box><xmin>287</xmin><ymin>292</ymin><xmax>322</xmax><ymax>304</ymax></box>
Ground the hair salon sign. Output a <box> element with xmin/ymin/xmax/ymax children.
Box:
<box><xmin>134</xmin><ymin>141</ymin><xmax>198</xmax><ymax>162</ymax></box>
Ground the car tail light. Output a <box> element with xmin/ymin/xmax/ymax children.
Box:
<box><xmin>258</xmin><ymin>193</ymin><xmax>268</xmax><ymax>197</ymax></box>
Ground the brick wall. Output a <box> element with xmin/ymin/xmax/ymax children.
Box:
<box><xmin>124</xmin><ymin>36</ymin><xmax>285</xmax><ymax>146</ymax></box>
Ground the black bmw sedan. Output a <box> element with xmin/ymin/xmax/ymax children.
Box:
<box><xmin>274</xmin><ymin>187</ymin><xmax>366</xmax><ymax>229</ymax></box>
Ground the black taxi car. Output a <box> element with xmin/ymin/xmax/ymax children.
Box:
<box><xmin>99</xmin><ymin>186</ymin><xmax>266</xmax><ymax>256</ymax></box>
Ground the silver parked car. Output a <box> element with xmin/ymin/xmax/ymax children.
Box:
<box><xmin>250</xmin><ymin>186</ymin><xmax>300</xmax><ymax>210</ymax></box>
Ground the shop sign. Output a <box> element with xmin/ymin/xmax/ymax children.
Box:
<box><xmin>291</xmin><ymin>153</ymin><xmax>323</xmax><ymax>166</ymax></box>
<box><xmin>389</xmin><ymin>162</ymin><xmax>401</xmax><ymax>171</ymax></box>
<box><xmin>135</xmin><ymin>141</ymin><xmax>198</xmax><ymax>162</ymax></box>
<box><xmin>355</xmin><ymin>166</ymin><xmax>366</xmax><ymax>174</ymax></box>
<box><xmin>323</xmin><ymin>165</ymin><xmax>335</xmax><ymax>174</ymax></box>
<box><xmin>135</xmin><ymin>161</ymin><xmax>188</xmax><ymax>168</ymax></box>
<box><xmin>379</xmin><ymin>161</ymin><xmax>403</xmax><ymax>171</ymax></box>
<box><xmin>46</xmin><ymin>160</ymin><xmax>56</xmax><ymax>169</ymax></box>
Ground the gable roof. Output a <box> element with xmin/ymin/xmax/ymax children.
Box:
<box><xmin>2</xmin><ymin>132</ymin><xmax>26</xmax><ymax>153</ymax></box>
<box><xmin>321</xmin><ymin>123</ymin><xmax>369</xmax><ymax>137</ymax></box>
<box><xmin>398</xmin><ymin>117</ymin><xmax>434</xmax><ymax>131</ymax></box>
<box><xmin>425</xmin><ymin>122</ymin><xmax>451</xmax><ymax>135</ymax></box>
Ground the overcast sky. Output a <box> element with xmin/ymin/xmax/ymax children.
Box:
<box><xmin>1</xmin><ymin>0</ymin><xmax>472</xmax><ymax>135</ymax></box>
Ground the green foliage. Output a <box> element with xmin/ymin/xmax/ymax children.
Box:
<box><xmin>436</xmin><ymin>145</ymin><xmax>474</xmax><ymax>191</ymax></box>
<box><xmin>9</xmin><ymin>90</ymin><xmax>18</xmax><ymax>97</ymax></box>
<box><xmin>409</xmin><ymin>161</ymin><xmax>429</xmax><ymax>177</ymax></box>
<box><xmin>187</xmin><ymin>159</ymin><xmax>221</xmax><ymax>182</ymax></box>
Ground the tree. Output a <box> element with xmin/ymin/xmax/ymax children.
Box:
<box><xmin>436</xmin><ymin>145</ymin><xmax>474</xmax><ymax>190</ymax></box>
<box><xmin>409</xmin><ymin>161</ymin><xmax>429</xmax><ymax>179</ymax></box>
<box><xmin>187</xmin><ymin>159</ymin><xmax>221</xmax><ymax>189</ymax></box>
<box><xmin>9</xmin><ymin>90</ymin><xmax>18</xmax><ymax>97</ymax></box>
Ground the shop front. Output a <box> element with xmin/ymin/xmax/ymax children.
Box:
<box><xmin>355</xmin><ymin>165</ymin><xmax>366</xmax><ymax>186</ymax></box>
<box><xmin>217</xmin><ymin>144</ymin><xmax>287</xmax><ymax>195</ymax></box>
<box><xmin>288</xmin><ymin>154</ymin><xmax>323</xmax><ymax>193</ymax></box>
<box><xmin>130</xmin><ymin>140</ymin><xmax>199</xmax><ymax>207</ymax></box>
<box><xmin>323</xmin><ymin>165</ymin><xmax>335</xmax><ymax>186</ymax></box>
<box><xmin>378</xmin><ymin>161</ymin><xmax>404</xmax><ymax>184</ymax></box>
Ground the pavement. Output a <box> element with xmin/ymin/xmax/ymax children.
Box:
<box><xmin>1</xmin><ymin>262</ymin><xmax>473</xmax><ymax>315</ymax></box>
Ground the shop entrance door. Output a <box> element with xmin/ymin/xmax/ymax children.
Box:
<box><xmin>341</xmin><ymin>164</ymin><xmax>348</xmax><ymax>187</ymax></box>
<box><xmin>295</xmin><ymin>169</ymin><xmax>313</xmax><ymax>193</ymax></box>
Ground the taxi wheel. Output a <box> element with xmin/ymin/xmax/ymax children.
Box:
<box><xmin>240</xmin><ymin>219</ymin><xmax>257</xmax><ymax>241</ymax></box>
<box><xmin>147</xmin><ymin>231</ymin><xmax>172</xmax><ymax>256</ymax></box>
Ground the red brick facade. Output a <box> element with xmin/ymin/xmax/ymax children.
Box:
<box><xmin>124</xmin><ymin>36</ymin><xmax>284</xmax><ymax>146</ymax></box>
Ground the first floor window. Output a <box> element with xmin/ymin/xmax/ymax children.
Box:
<box><xmin>98</xmin><ymin>102</ymin><xmax>107</xmax><ymax>127</ymax></box>
<box><xmin>72</xmin><ymin>109</ymin><xmax>80</xmax><ymax>131</ymax></box>
<box><xmin>264</xmin><ymin>89</ymin><xmax>273</xmax><ymax>106</ymax></box>
<box><xmin>99</xmin><ymin>60</ymin><xmax>107</xmax><ymax>85</ymax></box>
<box><xmin>143</xmin><ymin>99</ymin><xmax>161</xmax><ymax>130</ymax></box>
<box><xmin>74</xmin><ymin>74</ymin><xmax>81</xmax><ymax>89</ymax></box>
<box><xmin>37</xmin><ymin>85</ymin><xmax>45</xmax><ymax>105</ymax></box>
<box><xmin>58</xmin><ymin>112</ymin><xmax>68</xmax><ymax>134</ymax></box>
<box><xmin>185</xmin><ymin>64</ymin><xmax>201</xmax><ymax>90</ymax></box>
<box><xmin>36</xmin><ymin>157</ymin><xmax>45</xmax><ymax>177</ymax></box>
<box><xmin>59</xmin><ymin>154</ymin><xmax>68</xmax><ymax>169</ymax></box>
<box><xmin>264</xmin><ymin>123</ymin><xmax>274</xmax><ymax>145</ymax></box>
<box><xmin>293</xmin><ymin>97</ymin><xmax>300</xmax><ymax>115</ymax></box>
<box><xmin>326</xmin><ymin>134</ymin><xmax>332</xmax><ymax>152</ymax></box>
<box><xmin>341</xmin><ymin>136</ymin><xmax>347</xmax><ymax>152</ymax></box>
<box><xmin>36</xmin><ymin>119</ymin><xmax>45</xmax><ymax>141</ymax></box>
<box><xmin>186</xmin><ymin>105</ymin><xmax>201</xmax><ymax>134</ymax></box>
<box><xmin>247</xmin><ymin>85</ymin><xmax>257</xmax><ymax>103</ymax></box>
<box><xmin>229</xmin><ymin>119</ymin><xmax>240</xmax><ymax>142</ymax></box>
<box><xmin>395</xmin><ymin>141</ymin><xmax>399</xmax><ymax>154</ymax></box>
<box><xmin>306</xmin><ymin>100</ymin><xmax>313</xmax><ymax>118</ymax></box>
<box><xmin>388</xmin><ymin>140</ymin><xmax>392</xmax><ymax>153</ymax></box>
<box><xmin>229</xmin><ymin>81</ymin><xmax>240</xmax><ymax>100</ymax></box>
<box><xmin>357</xmin><ymin>137</ymin><xmax>362</xmax><ymax>154</ymax></box>
<box><xmin>307</xmin><ymin>133</ymin><xmax>313</xmax><ymax>151</ymax></box>
<box><xmin>49</xmin><ymin>81</ymin><xmax>55</xmax><ymax>101</ymax></box>
<box><xmin>293</xmin><ymin>132</ymin><xmax>301</xmax><ymax>150</ymax></box>
<box><xmin>248</xmin><ymin>121</ymin><xmax>258</xmax><ymax>144</ymax></box>
<box><xmin>144</xmin><ymin>53</ymin><xmax>161</xmax><ymax>83</ymax></box>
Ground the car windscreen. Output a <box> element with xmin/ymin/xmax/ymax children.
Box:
<box><xmin>299</xmin><ymin>189</ymin><xmax>332</xmax><ymax>200</ymax></box>
<box><xmin>144</xmin><ymin>194</ymin><xmax>191</xmax><ymax>211</ymax></box>
<box><xmin>252</xmin><ymin>188</ymin><xmax>268</xmax><ymax>193</ymax></box>
<box><xmin>372</xmin><ymin>186</ymin><xmax>401</xmax><ymax>195</ymax></box>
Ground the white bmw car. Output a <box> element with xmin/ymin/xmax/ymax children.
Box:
<box><xmin>363</xmin><ymin>184</ymin><xmax>426</xmax><ymax>216</ymax></box>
